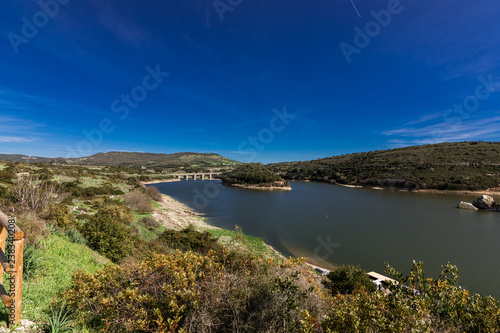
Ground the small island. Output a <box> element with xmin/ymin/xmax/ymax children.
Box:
<box><xmin>220</xmin><ymin>163</ymin><xmax>292</xmax><ymax>191</ymax></box>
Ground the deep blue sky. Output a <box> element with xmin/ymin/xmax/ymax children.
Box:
<box><xmin>1</xmin><ymin>0</ymin><xmax>500</xmax><ymax>163</ymax></box>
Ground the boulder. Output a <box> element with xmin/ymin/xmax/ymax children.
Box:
<box><xmin>472</xmin><ymin>195</ymin><xmax>495</xmax><ymax>209</ymax></box>
<box><xmin>457</xmin><ymin>201</ymin><xmax>478</xmax><ymax>211</ymax></box>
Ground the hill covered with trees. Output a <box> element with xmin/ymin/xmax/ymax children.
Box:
<box><xmin>268</xmin><ymin>141</ymin><xmax>500</xmax><ymax>191</ymax></box>
<box><xmin>0</xmin><ymin>152</ymin><xmax>241</xmax><ymax>172</ymax></box>
<box><xmin>220</xmin><ymin>163</ymin><xmax>289</xmax><ymax>189</ymax></box>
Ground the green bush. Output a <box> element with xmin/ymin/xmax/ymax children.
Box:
<box><xmin>65</xmin><ymin>228</ymin><xmax>87</xmax><ymax>245</ymax></box>
<box><xmin>0</xmin><ymin>168</ymin><xmax>14</xmax><ymax>184</ymax></box>
<box><xmin>83</xmin><ymin>205</ymin><xmax>134</xmax><ymax>262</ymax></box>
<box><xmin>159</xmin><ymin>225</ymin><xmax>222</xmax><ymax>254</ymax></box>
<box><xmin>321</xmin><ymin>262</ymin><xmax>500</xmax><ymax>332</ymax></box>
<box><xmin>48</xmin><ymin>204</ymin><xmax>76</xmax><ymax>231</ymax></box>
<box><xmin>323</xmin><ymin>265</ymin><xmax>376</xmax><ymax>295</ymax></box>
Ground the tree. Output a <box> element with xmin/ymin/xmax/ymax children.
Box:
<box><xmin>323</xmin><ymin>265</ymin><xmax>376</xmax><ymax>295</ymax></box>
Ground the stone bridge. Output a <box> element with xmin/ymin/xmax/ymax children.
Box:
<box><xmin>168</xmin><ymin>172</ymin><xmax>222</xmax><ymax>180</ymax></box>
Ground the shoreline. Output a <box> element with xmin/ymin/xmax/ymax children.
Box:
<box><xmin>223</xmin><ymin>183</ymin><xmax>292</xmax><ymax>191</ymax></box>
<box><xmin>152</xmin><ymin>192</ymin><xmax>284</xmax><ymax>258</ymax></box>
<box><xmin>336</xmin><ymin>183</ymin><xmax>500</xmax><ymax>196</ymax></box>
<box><xmin>141</xmin><ymin>178</ymin><xmax>180</xmax><ymax>185</ymax></box>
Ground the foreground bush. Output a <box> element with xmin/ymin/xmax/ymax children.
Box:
<box><xmin>62</xmin><ymin>250</ymin><xmax>327</xmax><ymax>333</ymax></box>
<box><xmin>322</xmin><ymin>262</ymin><xmax>500</xmax><ymax>332</ymax></box>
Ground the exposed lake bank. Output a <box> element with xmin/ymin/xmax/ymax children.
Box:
<box><xmin>222</xmin><ymin>182</ymin><xmax>292</xmax><ymax>191</ymax></box>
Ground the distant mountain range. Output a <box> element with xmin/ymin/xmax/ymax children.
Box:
<box><xmin>0</xmin><ymin>152</ymin><xmax>242</xmax><ymax>170</ymax></box>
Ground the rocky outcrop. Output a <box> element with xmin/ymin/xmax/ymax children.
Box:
<box><xmin>472</xmin><ymin>195</ymin><xmax>495</xmax><ymax>209</ymax></box>
<box><xmin>457</xmin><ymin>201</ymin><xmax>478</xmax><ymax>211</ymax></box>
<box><xmin>458</xmin><ymin>195</ymin><xmax>498</xmax><ymax>212</ymax></box>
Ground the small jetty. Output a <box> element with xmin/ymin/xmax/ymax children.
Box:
<box><xmin>367</xmin><ymin>271</ymin><xmax>397</xmax><ymax>290</ymax></box>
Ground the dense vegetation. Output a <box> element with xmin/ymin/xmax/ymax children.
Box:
<box><xmin>269</xmin><ymin>141</ymin><xmax>500</xmax><ymax>191</ymax></box>
<box><xmin>0</xmin><ymin>160</ymin><xmax>499</xmax><ymax>331</ymax></box>
<box><xmin>220</xmin><ymin>163</ymin><xmax>287</xmax><ymax>185</ymax></box>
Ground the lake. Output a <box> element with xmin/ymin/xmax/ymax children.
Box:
<box><xmin>152</xmin><ymin>180</ymin><xmax>500</xmax><ymax>298</ymax></box>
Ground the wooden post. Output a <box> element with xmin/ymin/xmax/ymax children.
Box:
<box><xmin>0</xmin><ymin>226</ymin><xmax>5</xmax><ymax>278</ymax></box>
<box><xmin>10</xmin><ymin>237</ymin><xmax>23</xmax><ymax>326</ymax></box>
<box><xmin>0</xmin><ymin>211</ymin><xmax>24</xmax><ymax>327</ymax></box>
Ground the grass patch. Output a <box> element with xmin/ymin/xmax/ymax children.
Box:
<box><xmin>206</xmin><ymin>227</ymin><xmax>280</xmax><ymax>258</ymax></box>
<box><xmin>0</xmin><ymin>234</ymin><xmax>111</xmax><ymax>323</ymax></box>
<box><xmin>79</xmin><ymin>177</ymin><xmax>106</xmax><ymax>188</ymax></box>
<box><xmin>53</xmin><ymin>175</ymin><xmax>76</xmax><ymax>182</ymax></box>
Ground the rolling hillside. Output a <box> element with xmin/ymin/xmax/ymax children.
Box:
<box><xmin>268</xmin><ymin>141</ymin><xmax>500</xmax><ymax>191</ymax></box>
<box><xmin>0</xmin><ymin>152</ymin><xmax>241</xmax><ymax>170</ymax></box>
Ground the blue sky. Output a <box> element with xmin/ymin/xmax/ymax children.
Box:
<box><xmin>1</xmin><ymin>0</ymin><xmax>500</xmax><ymax>163</ymax></box>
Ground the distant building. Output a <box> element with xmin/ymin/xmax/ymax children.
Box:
<box><xmin>274</xmin><ymin>181</ymin><xmax>285</xmax><ymax>186</ymax></box>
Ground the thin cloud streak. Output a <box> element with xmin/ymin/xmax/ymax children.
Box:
<box><xmin>0</xmin><ymin>136</ymin><xmax>36</xmax><ymax>143</ymax></box>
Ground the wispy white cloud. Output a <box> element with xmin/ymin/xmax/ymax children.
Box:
<box><xmin>0</xmin><ymin>136</ymin><xmax>36</xmax><ymax>143</ymax></box>
<box><xmin>383</xmin><ymin>110</ymin><xmax>500</xmax><ymax>147</ymax></box>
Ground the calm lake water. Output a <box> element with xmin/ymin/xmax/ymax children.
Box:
<box><xmin>152</xmin><ymin>180</ymin><xmax>500</xmax><ymax>298</ymax></box>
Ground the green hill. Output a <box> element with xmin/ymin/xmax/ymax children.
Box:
<box><xmin>268</xmin><ymin>141</ymin><xmax>500</xmax><ymax>191</ymax></box>
<box><xmin>0</xmin><ymin>152</ymin><xmax>241</xmax><ymax>170</ymax></box>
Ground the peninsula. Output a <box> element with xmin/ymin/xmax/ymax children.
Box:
<box><xmin>220</xmin><ymin>163</ymin><xmax>292</xmax><ymax>191</ymax></box>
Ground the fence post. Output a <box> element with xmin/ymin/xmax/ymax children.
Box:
<box><xmin>0</xmin><ymin>211</ymin><xmax>24</xmax><ymax>327</ymax></box>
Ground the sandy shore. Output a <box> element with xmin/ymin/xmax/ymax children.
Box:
<box><xmin>224</xmin><ymin>183</ymin><xmax>292</xmax><ymax>191</ymax></box>
<box><xmin>151</xmin><ymin>193</ymin><xmax>214</xmax><ymax>231</ymax></box>
<box><xmin>141</xmin><ymin>179</ymin><xmax>180</xmax><ymax>185</ymax></box>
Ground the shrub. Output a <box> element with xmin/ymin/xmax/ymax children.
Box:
<box><xmin>140</xmin><ymin>216</ymin><xmax>160</xmax><ymax>230</ymax></box>
<box><xmin>48</xmin><ymin>204</ymin><xmax>76</xmax><ymax>231</ymax></box>
<box><xmin>16</xmin><ymin>213</ymin><xmax>50</xmax><ymax>247</ymax></box>
<box><xmin>15</xmin><ymin>174</ymin><xmax>70</xmax><ymax>211</ymax></box>
<box><xmin>62</xmin><ymin>251</ymin><xmax>216</xmax><ymax>332</ymax></box>
<box><xmin>62</xmin><ymin>251</ymin><xmax>327</xmax><ymax>333</ymax></box>
<box><xmin>159</xmin><ymin>225</ymin><xmax>222</xmax><ymax>254</ymax></box>
<box><xmin>0</xmin><ymin>168</ymin><xmax>15</xmax><ymax>184</ymax></box>
<box><xmin>0</xmin><ymin>185</ymin><xmax>15</xmax><ymax>204</ymax></box>
<box><xmin>83</xmin><ymin>205</ymin><xmax>134</xmax><ymax>262</ymax></box>
<box><xmin>146</xmin><ymin>185</ymin><xmax>162</xmax><ymax>201</ymax></box>
<box><xmin>321</xmin><ymin>262</ymin><xmax>500</xmax><ymax>332</ymax></box>
<box><xmin>124</xmin><ymin>190</ymin><xmax>152</xmax><ymax>213</ymax></box>
<box><xmin>65</xmin><ymin>228</ymin><xmax>87</xmax><ymax>245</ymax></box>
<box><xmin>323</xmin><ymin>265</ymin><xmax>376</xmax><ymax>295</ymax></box>
<box><xmin>42</xmin><ymin>303</ymin><xmax>74</xmax><ymax>333</ymax></box>
<box><xmin>22</xmin><ymin>245</ymin><xmax>42</xmax><ymax>280</ymax></box>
